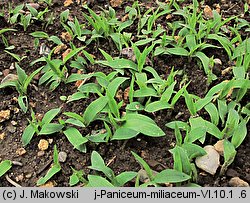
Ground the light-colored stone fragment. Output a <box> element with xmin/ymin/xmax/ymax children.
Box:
<box><xmin>214</xmin><ymin>139</ymin><xmax>224</xmax><ymax>156</ymax></box>
<box><xmin>58</xmin><ymin>151</ymin><xmax>67</xmax><ymax>163</ymax></box>
<box><xmin>195</xmin><ymin>145</ymin><xmax>220</xmax><ymax>175</ymax></box>
<box><xmin>229</xmin><ymin>177</ymin><xmax>249</xmax><ymax>187</ymax></box>
<box><xmin>38</xmin><ymin>139</ymin><xmax>49</xmax><ymax>151</ymax></box>
<box><xmin>0</xmin><ymin>110</ymin><xmax>11</xmax><ymax>123</ymax></box>
<box><xmin>16</xmin><ymin>148</ymin><xmax>26</xmax><ymax>156</ymax></box>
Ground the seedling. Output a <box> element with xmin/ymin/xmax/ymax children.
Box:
<box><xmin>82</xmin><ymin>6</ymin><xmax>133</xmax><ymax>50</ymax></box>
<box><xmin>69</xmin><ymin>168</ymin><xmax>87</xmax><ymax>186</ymax></box>
<box><xmin>0</xmin><ymin>28</ymin><xmax>17</xmax><ymax>47</ymax></box>
<box><xmin>0</xmin><ymin>63</ymin><xmax>42</xmax><ymax>112</ymax></box>
<box><xmin>37</xmin><ymin>145</ymin><xmax>61</xmax><ymax>186</ymax></box>
<box><xmin>22</xmin><ymin>107</ymin><xmax>63</xmax><ymax>146</ymax></box>
<box><xmin>86</xmin><ymin>151</ymin><xmax>137</xmax><ymax>187</ymax></box>
<box><xmin>38</xmin><ymin>46</ymin><xmax>85</xmax><ymax>90</ymax></box>
<box><xmin>132</xmin><ymin>151</ymin><xmax>191</xmax><ymax>187</ymax></box>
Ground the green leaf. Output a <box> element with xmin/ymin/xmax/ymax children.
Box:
<box><xmin>0</xmin><ymin>160</ymin><xmax>12</xmax><ymax>177</ymax></box>
<box><xmin>0</xmin><ymin>81</ymin><xmax>18</xmax><ymax>89</ymax></box>
<box><xmin>166</xmin><ymin>121</ymin><xmax>190</xmax><ymax>131</ymax></box>
<box><xmin>107</xmin><ymin>77</ymin><xmax>128</xmax><ymax>98</ymax></box>
<box><xmin>30</xmin><ymin>31</ymin><xmax>49</xmax><ymax>39</ymax></box>
<box><xmin>22</xmin><ymin>124</ymin><xmax>36</xmax><ymax>146</ymax></box>
<box><xmin>23</xmin><ymin>67</ymin><xmax>43</xmax><ymax>94</ymax></box>
<box><xmin>170</xmin><ymin>146</ymin><xmax>192</xmax><ymax>175</ymax></box>
<box><xmin>18</xmin><ymin>96</ymin><xmax>28</xmax><ymax>113</ymax></box>
<box><xmin>69</xmin><ymin>174</ymin><xmax>79</xmax><ymax>186</ymax></box>
<box><xmin>174</xmin><ymin>123</ymin><xmax>182</xmax><ymax>146</ymax></box>
<box><xmin>112</xmin><ymin>127</ymin><xmax>139</xmax><ymax>140</ymax></box>
<box><xmin>37</xmin><ymin>145</ymin><xmax>61</xmax><ymax>186</ymax></box>
<box><xmin>122</xmin><ymin>114</ymin><xmax>165</xmax><ymax>137</ymax></box>
<box><xmin>65</xmin><ymin>118</ymin><xmax>85</xmax><ymax>127</ymax></box>
<box><xmin>99</xmin><ymin>48</ymin><xmax>113</xmax><ymax>62</ymax></box>
<box><xmin>89</xmin><ymin>151</ymin><xmax>114</xmax><ymax>181</ymax></box>
<box><xmin>107</xmin><ymin>91</ymin><xmax>120</xmax><ymax>118</ymax></box>
<box><xmin>145</xmin><ymin>100</ymin><xmax>171</xmax><ymax>112</ymax></box>
<box><xmin>204</xmin><ymin>103</ymin><xmax>219</xmax><ymax>125</ymax></box>
<box><xmin>0</xmin><ymin>28</ymin><xmax>17</xmax><ymax>35</ymax></box>
<box><xmin>131</xmin><ymin>151</ymin><xmax>153</xmax><ymax>181</ymax></box>
<box><xmin>63</xmin><ymin>112</ymin><xmax>84</xmax><ymax>123</ymax></box>
<box><xmin>16</xmin><ymin>63</ymin><xmax>27</xmax><ymax>84</ymax></box>
<box><xmin>67</xmin><ymin>92</ymin><xmax>88</xmax><ymax>103</ymax></box>
<box><xmin>182</xmin><ymin>143</ymin><xmax>207</xmax><ymax>159</ymax></box>
<box><xmin>205</xmin><ymin>120</ymin><xmax>223</xmax><ymax>139</ymax></box>
<box><xmin>154</xmin><ymin>169</ymin><xmax>191</xmax><ymax>184</ymax></box>
<box><xmin>184</xmin><ymin>127</ymin><xmax>206</xmax><ymax>143</ymax></box>
<box><xmin>166</xmin><ymin>47</ymin><xmax>189</xmax><ymax>56</ymax></box>
<box><xmin>98</xmin><ymin>59</ymin><xmax>138</xmax><ymax>71</ymax></box>
<box><xmin>42</xmin><ymin>108</ymin><xmax>61</xmax><ymax>125</ymax></box>
<box><xmin>134</xmin><ymin>38</ymin><xmax>155</xmax><ymax>46</ymax></box>
<box><xmin>134</xmin><ymin>87</ymin><xmax>158</xmax><ymax>97</ymax></box>
<box><xmin>87</xmin><ymin>175</ymin><xmax>114</xmax><ymax>187</ymax></box>
<box><xmin>113</xmin><ymin>172</ymin><xmax>137</xmax><ymax>187</ymax></box>
<box><xmin>195</xmin><ymin>96</ymin><xmax>213</xmax><ymax>111</ymax></box>
<box><xmin>221</xmin><ymin>140</ymin><xmax>236</xmax><ymax>174</ymax></box>
<box><xmin>231</xmin><ymin>120</ymin><xmax>247</xmax><ymax>148</ymax></box>
<box><xmin>217</xmin><ymin>99</ymin><xmax>227</xmax><ymax>125</ymax></box>
<box><xmin>224</xmin><ymin>109</ymin><xmax>240</xmax><ymax>136</ymax></box>
<box><xmin>49</xmin><ymin>36</ymin><xmax>63</xmax><ymax>45</ymax></box>
<box><xmin>126</xmin><ymin>102</ymin><xmax>144</xmax><ymax>111</ymax></box>
<box><xmin>184</xmin><ymin>90</ymin><xmax>196</xmax><ymax>116</ymax></box>
<box><xmin>83</xmin><ymin>96</ymin><xmax>108</xmax><ymax>125</ymax></box>
<box><xmin>39</xmin><ymin>123</ymin><xmax>64</xmax><ymax>135</ymax></box>
<box><xmin>194</xmin><ymin>51</ymin><xmax>210</xmax><ymax>74</ymax></box>
<box><xmin>63</xmin><ymin>47</ymin><xmax>84</xmax><ymax>64</ymax></box>
<box><xmin>63</xmin><ymin>128</ymin><xmax>88</xmax><ymax>152</ymax></box>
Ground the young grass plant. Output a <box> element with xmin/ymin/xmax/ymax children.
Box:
<box><xmin>22</xmin><ymin>108</ymin><xmax>63</xmax><ymax>146</ymax></box>
<box><xmin>37</xmin><ymin>145</ymin><xmax>61</xmax><ymax>186</ymax></box>
<box><xmin>0</xmin><ymin>63</ymin><xmax>42</xmax><ymax>112</ymax></box>
<box><xmin>86</xmin><ymin>151</ymin><xmax>137</xmax><ymax>187</ymax></box>
<box><xmin>132</xmin><ymin>151</ymin><xmax>191</xmax><ymax>187</ymax></box>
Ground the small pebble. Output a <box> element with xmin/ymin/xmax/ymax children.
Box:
<box><xmin>38</xmin><ymin>139</ymin><xmax>49</xmax><ymax>151</ymax></box>
<box><xmin>48</xmin><ymin>139</ymin><xmax>53</xmax><ymax>144</ymax></box>
<box><xmin>39</xmin><ymin>181</ymin><xmax>56</xmax><ymax>187</ymax></box>
<box><xmin>16</xmin><ymin>148</ymin><xmax>26</xmax><ymax>156</ymax></box>
<box><xmin>229</xmin><ymin>177</ymin><xmax>249</xmax><ymax>187</ymax></box>
<box><xmin>15</xmin><ymin>174</ymin><xmax>24</xmax><ymax>182</ymax></box>
<box><xmin>214</xmin><ymin>140</ymin><xmax>224</xmax><ymax>156</ymax></box>
<box><xmin>58</xmin><ymin>151</ymin><xmax>67</xmax><ymax>163</ymax></box>
<box><xmin>0</xmin><ymin>132</ymin><xmax>5</xmax><ymax>140</ymax></box>
<box><xmin>9</xmin><ymin>63</ymin><xmax>15</xmax><ymax>70</ymax></box>
<box><xmin>214</xmin><ymin>58</ymin><xmax>222</xmax><ymax>65</ymax></box>
<box><xmin>37</xmin><ymin>151</ymin><xmax>45</xmax><ymax>157</ymax></box>
<box><xmin>25</xmin><ymin>173</ymin><xmax>32</xmax><ymax>179</ymax></box>
<box><xmin>7</xmin><ymin>124</ymin><xmax>16</xmax><ymax>133</ymax></box>
<box><xmin>26</xmin><ymin>3</ymin><xmax>40</xmax><ymax>9</ymax></box>
<box><xmin>11</xmin><ymin>120</ymin><xmax>17</xmax><ymax>126</ymax></box>
<box><xmin>195</xmin><ymin>145</ymin><xmax>220</xmax><ymax>175</ymax></box>
<box><xmin>2</xmin><ymin>69</ymin><xmax>9</xmax><ymax>77</ymax></box>
<box><xmin>0</xmin><ymin>110</ymin><xmax>11</xmax><ymax>123</ymax></box>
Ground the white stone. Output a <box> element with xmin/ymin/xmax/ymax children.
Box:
<box><xmin>195</xmin><ymin>145</ymin><xmax>220</xmax><ymax>175</ymax></box>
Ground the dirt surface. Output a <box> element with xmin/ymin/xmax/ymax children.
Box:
<box><xmin>0</xmin><ymin>0</ymin><xmax>249</xmax><ymax>187</ymax></box>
